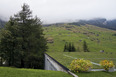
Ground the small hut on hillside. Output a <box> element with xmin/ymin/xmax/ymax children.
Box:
<box><xmin>47</xmin><ymin>37</ymin><xmax>54</xmax><ymax>43</ymax></box>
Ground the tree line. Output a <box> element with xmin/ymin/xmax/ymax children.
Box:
<box><xmin>64</xmin><ymin>41</ymin><xmax>89</xmax><ymax>52</ymax></box>
<box><xmin>64</xmin><ymin>42</ymin><xmax>76</xmax><ymax>52</ymax></box>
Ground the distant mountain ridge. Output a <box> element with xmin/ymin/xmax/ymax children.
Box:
<box><xmin>44</xmin><ymin>18</ymin><xmax>116</xmax><ymax>30</ymax></box>
<box><xmin>69</xmin><ymin>18</ymin><xmax>116</xmax><ymax>30</ymax></box>
<box><xmin>1</xmin><ymin>18</ymin><xmax>116</xmax><ymax>30</ymax></box>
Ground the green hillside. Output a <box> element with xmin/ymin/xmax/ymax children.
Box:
<box><xmin>44</xmin><ymin>24</ymin><xmax>116</xmax><ymax>76</ymax></box>
<box><xmin>44</xmin><ymin>24</ymin><xmax>116</xmax><ymax>52</ymax></box>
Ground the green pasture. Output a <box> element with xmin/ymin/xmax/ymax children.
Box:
<box><xmin>44</xmin><ymin>24</ymin><xmax>116</xmax><ymax>77</ymax></box>
<box><xmin>44</xmin><ymin>25</ymin><xmax>116</xmax><ymax>53</ymax></box>
<box><xmin>47</xmin><ymin>51</ymin><xmax>116</xmax><ymax>77</ymax></box>
<box><xmin>76</xmin><ymin>71</ymin><xmax>116</xmax><ymax>77</ymax></box>
<box><xmin>0</xmin><ymin>67</ymin><xmax>116</xmax><ymax>77</ymax></box>
<box><xmin>47</xmin><ymin>52</ymin><xmax>116</xmax><ymax>69</ymax></box>
<box><xmin>0</xmin><ymin>67</ymin><xmax>72</xmax><ymax>77</ymax></box>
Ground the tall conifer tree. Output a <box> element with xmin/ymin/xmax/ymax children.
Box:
<box><xmin>0</xmin><ymin>4</ymin><xmax>47</xmax><ymax>68</ymax></box>
<box><xmin>83</xmin><ymin>41</ymin><xmax>89</xmax><ymax>52</ymax></box>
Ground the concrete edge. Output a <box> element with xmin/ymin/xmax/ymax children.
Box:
<box><xmin>45</xmin><ymin>53</ymin><xmax>78</xmax><ymax>77</ymax></box>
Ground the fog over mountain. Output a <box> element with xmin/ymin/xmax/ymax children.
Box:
<box><xmin>0</xmin><ymin>0</ymin><xmax>116</xmax><ymax>24</ymax></box>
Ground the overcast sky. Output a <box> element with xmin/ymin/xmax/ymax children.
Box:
<box><xmin>0</xmin><ymin>0</ymin><xmax>116</xmax><ymax>23</ymax></box>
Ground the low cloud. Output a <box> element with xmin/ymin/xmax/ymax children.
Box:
<box><xmin>0</xmin><ymin>0</ymin><xmax>116</xmax><ymax>23</ymax></box>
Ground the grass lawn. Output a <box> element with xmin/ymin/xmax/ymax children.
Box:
<box><xmin>76</xmin><ymin>71</ymin><xmax>116</xmax><ymax>77</ymax></box>
<box><xmin>0</xmin><ymin>67</ymin><xmax>72</xmax><ymax>77</ymax></box>
<box><xmin>47</xmin><ymin>52</ymin><xmax>116</xmax><ymax>69</ymax></box>
<box><xmin>47</xmin><ymin>52</ymin><xmax>116</xmax><ymax>77</ymax></box>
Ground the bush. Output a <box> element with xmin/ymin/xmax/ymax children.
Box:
<box><xmin>100</xmin><ymin>60</ymin><xmax>115</xmax><ymax>71</ymax></box>
<box><xmin>69</xmin><ymin>59</ymin><xmax>93</xmax><ymax>72</ymax></box>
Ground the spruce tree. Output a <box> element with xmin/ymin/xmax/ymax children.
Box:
<box><xmin>0</xmin><ymin>4</ymin><xmax>47</xmax><ymax>68</ymax></box>
<box><xmin>64</xmin><ymin>42</ymin><xmax>68</xmax><ymax>52</ymax></box>
<box><xmin>83</xmin><ymin>41</ymin><xmax>89</xmax><ymax>52</ymax></box>
<box><xmin>0</xmin><ymin>17</ymin><xmax>18</xmax><ymax>66</ymax></box>
<box><xmin>72</xmin><ymin>43</ymin><xmax>76</xmax><ymax>52</ymax></box>
<box><xmin>68</xmin><ymin>42</ymin><xmax>72</xmax><ymax>52</ymax></box>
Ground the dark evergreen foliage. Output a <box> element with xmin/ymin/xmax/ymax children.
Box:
<box><xmin>83</xmin><ymin>41</ymin><xmax>89</xmax><ymax>52</ymax></box>
<box><xmin>64</xmin><ymin>42</ymin><xmax>68</xmax><ymax>52</ymax></box>
<box><xmin>68</xmin><ymin>42</ymin><xmax>72</xmax><ymax>52</ymax></box>
<box><xmin>64</xmin><ymin>42</ymin><xmax>76</xmax><ymax>52</ymax></box>
<box><xmin>0</xmin><ymin>19</ymin><xmax>6</xmax><ymax>28</ymax></box>
<box><xmin>0</xmin><ymin>4</ymin><xmax>47</xmax><ymax>69</ymax></box>
<box><xmin>71</xmin><ymin>43</ymin><xmax>76</xmax><ymax>52</ymax></box>
<box><xmin>112</xmin><ymin>33</ymin><xmax>116</xmax><ymax>36</ymax></box>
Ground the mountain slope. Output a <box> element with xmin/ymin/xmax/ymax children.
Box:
<box><xmin>44</xmin><ymin>24</ymin><xmax>116</xmax><ymax>52</ymax></box>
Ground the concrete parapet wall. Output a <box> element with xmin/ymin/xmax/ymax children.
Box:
<box><xmin>44</xmin><ymin>53</ymin><xmax>78</xmax><ymax>77</ymax></box>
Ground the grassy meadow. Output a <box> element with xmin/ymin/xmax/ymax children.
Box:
<box><xmin>44</xmin><ymin>24</ymin><xmax>116</xmax><ymax>76</ymax></box>
<box><xmin>44</xmin><ymin>24</ymin><xmax>116</xmax><ymax>68</ymax></box>
<box><xmin>1</xmin><ymin>67</ymin><xmax>116</xmax><ymax>77</ymax></box>
<box><xmin>76</xmin><ymin>71</ymin><xmax>116</xmax><ymax>77</ymax></box>
<box><xmin>47</xmin><ymin>52</ymin><xmax>116</xmax><ymax>69</ymax></box>
<box><xmin>44</xmin><ymin>24</ymin><xmax>116</xmax><ymax>52</ymax></box>
<box><xmin>0</xmin><ymin>67</ymin><xmax>72</xmax><ymax>77</ymax></box>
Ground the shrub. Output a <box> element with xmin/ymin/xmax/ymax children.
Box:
<box><xmin>100</xmin><ymin>60</ymin><xmax>115</xmax><ymax>71</ymax></box>
<box><xmin>69</xmin><ymin>59</ymin><xmax>93</xmax><ymax>72</ymax></box>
